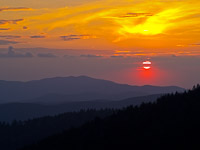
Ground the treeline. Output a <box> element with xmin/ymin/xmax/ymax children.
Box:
<box><xmin>0</xmin><ymin>109</ymin><xmax>114</xmax><ymax>150</ymax></box>
<box><xmin>20</xmin><ymin>84</ymin><xmax>200</xmax><ymax>150</ymax></box>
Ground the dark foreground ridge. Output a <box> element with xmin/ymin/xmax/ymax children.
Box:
<box><xmin>0</xmin><ymin>109</ymin><xmax>114</xmax><ymax>150</ymax></box>
<box><xmin>20</xmin><ymin>84</ymin><xmax>200</xmax><ymax>150</ymax></box>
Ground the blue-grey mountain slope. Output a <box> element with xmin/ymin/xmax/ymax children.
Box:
<box><xmin>0</xmin><ymin>76</ymin><xmax>184</xmax><ymax>103</ymax></box>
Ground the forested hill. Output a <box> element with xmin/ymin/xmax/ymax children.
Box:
<box><xmin>0</xmin><ymin>109</ymin><xmax>114</xmax><ymax>150</ymax></box>
<box><xmin>21</xmin><ymin>85</ymin><xmax>200</xmax><ymax>150</ymax></box>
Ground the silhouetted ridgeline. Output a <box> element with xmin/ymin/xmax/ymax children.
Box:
<box><xmin>0</xmin><ymin>109</ymin><xmax>114</xmax><ymax>150</ymax></box>
<box><xmin>0</xmin><ymin>76</ymin><xmax>184</xmax><ymax>103</ymax></box>
<box><xmin>20</xmin><ymin>84</ymin><xmax>200</xmax><ymax>150</ymax></box>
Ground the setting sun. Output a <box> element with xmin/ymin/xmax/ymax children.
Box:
<box><xmin>143</xmin><ymin>61</ymin><xmax>152</xmax><ymax>70</ymax></box>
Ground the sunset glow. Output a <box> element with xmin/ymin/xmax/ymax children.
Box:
<box><xmin>0</xmin><ymin>0</ymin><xmax>200</xmax><ymax>54</ymax></box>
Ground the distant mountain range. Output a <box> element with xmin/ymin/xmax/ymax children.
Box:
<box><xmin>0</xmin><ymin>76</ymin><xmax>185</xmax><ymax>104</ymax></box>
<box><xmin>0</xmin><ymin>76</ymin><xmax>185</xmax><ymax>122</ymax></box>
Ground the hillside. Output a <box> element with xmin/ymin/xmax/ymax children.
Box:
<box><xmin>0</xmin><ymin>94</ymin><xmax>161</xmax><ymax>122</ymax></box>
<box><xmin>0</xmin><ymin>109</ymin><xmax>114</xmax><ymax>150</ymax></box>
<box><xmin>21</xmin><ymin>85</ymin><xmax>200</xmax><ymax>150</ymax></box>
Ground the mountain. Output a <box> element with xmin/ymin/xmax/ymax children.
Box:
<box><xmin>20</xmin><ymin>85</ymin><xmax>200</xmax><ymax>150</ymax></box>
<box><xmin>0</xmin><ymin>76</ymin><xmax>184</xmax><ymax>103</ymax></box>
<box><xmin>0</xmin><ymin>94</ymin><xmax>161</xmax><ymax>122</ymax></box>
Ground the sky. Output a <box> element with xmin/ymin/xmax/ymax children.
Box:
<box><xmin>0</xmin><ymin>0</ymin><xmax>200</xmax><ymax>88</ymax></box>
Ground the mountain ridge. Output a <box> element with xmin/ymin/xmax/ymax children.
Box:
<box><xmin>0</xmin><ymin>76</ymin><xmax>185</xmax><ymax>103</ymax></box>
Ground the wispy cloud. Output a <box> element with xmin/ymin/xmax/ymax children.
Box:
<box><xmin>0</xmin><ymin>28</ymin><xmax>11</xmax><ymax>30</ymax></box>
<box><xmin>60</xmin><ymin>35</ymin><xmax>90</xmax><ymax>41</ymax></box>
<box><xmin>0</xmin><ymin>7</ymin><xmax>31</xmax><ymax>12</ymax></box>
<box><xmin>60</xmin><ymin>37</ymin><xmax>80</xmax><ymax>41</ymax></box>
<box><xmin>120</xmin><ymin>13</ymin><xmax>153</xmax><ymax>18</ymax></box>
<box><xmin>21</xmin><ymin>0</ymin><xmax>200</xmax><ymax>41</ymax></box>
<box><xmin>80</xmin><ymin>54</ymin><xmax>103</xmax><ymax>58</ymax></box>
<box><xmin>0</xmin><ymin>35</ymin><xmax>21</xmax><ymax>39</ymax></box>
<box><xmin>30</xmin><ymin>36</ymin><xmax>46</xmax><ymax>38</ymax></box>
<box><xmin>0</xmin><ymin>40</ymin><xmax>18</xmax><ymax>45</ymax></box>
<box><xmin>1</xmin><ymin>0</ymin><xmax>200</xmax><ymax>51</ymax></box>
<box><xmin>0</xmin><ymin>19</ymin><xmax>24</xmax><ymax>25</ymax></box>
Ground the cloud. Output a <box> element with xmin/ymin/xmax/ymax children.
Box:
<box><xmin>0</xmin><ymin>46</ymin><xmax>33</xmax><ymax>58</ymax></box>
<box><xmin>60</xmin><ymin>35</ymin><xmax>81</xmax><ymax>41</ymax></box>
<box><xmin>0</xmin><ymin>19</ymin><xmax>24</xmax><ymax>25</ymax></box>
<box><xmin>2</xmin><ymin>0</ymin><xmax>200</xmax><ymax>51</ymax></box>
<box><xmin>80</xmin><ymin>54</ymin><xmax>103</xmax><ymax>58</ymax></box>
<box><xmin>37</xmin><ymin>53</ymin><xmax>57</xmax><ymax>58</ymax></box>
<box><xmin>0</xmin><ymin>35</ymin><xmax>21</xmax><ymax>39</ymax></box>
<box><xmin>120</xmin><ymin>13</ymin><xmax>153</xmax><ymax>18</ymax></box>
<box><xmin>0</xmin><ymin>40</ymin><xmax>18</xmax><ymax>45</ymax></box>
<box><xmin>61</xmin><ymin>37</ymin><xmax>80</xmax><ymax>41</ymax></box>
<box><xmin>23</xmin><ymin>26</ymin><xmax>28</xmax><ymax>30</ymax></box>
<box><xmin>0</xmin><ymin>7</ymin><xmax>31</xmax><ymax>12</ymax></box>
<box><xmin>110</xmin><ymin>55</ymin><xmax>124</xmax><ymax>58</ymax></box>
<box><xmin>0</xmin><ymin>28</ymin><xmax>11</xmax><ymax>30</ymax></box>
<box><xmin>30</xmin><ymin>36</ymin><xmax>46</xmax><ymax>38</ymax></box>
<box><xmin>60</xmin><ymin>35</ymin><xmax>91</xmax><ymax>41</ymax></box>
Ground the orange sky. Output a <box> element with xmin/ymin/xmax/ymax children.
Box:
<box><xmin>0</xmin><ymin>0</ymin><xmax>200</xmax><ymax>56</ymax></box>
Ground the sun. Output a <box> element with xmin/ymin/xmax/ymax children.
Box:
<box><xmin>143</xmin><ymin>61</ymin><xmax>151</xmax><ymax>70</ymax></box>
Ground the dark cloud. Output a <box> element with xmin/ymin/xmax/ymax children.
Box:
<box><xmin>0</xmin><ymin>7</ymin><xmax>31</xmax><ymax>12</ymax></box>
<box><xmin>30</xmin><ymin>36</ymin><xmax>46</xmax><ymax>38</ymax></box>
<box><xmin>60</xmin><ymin>35</ymin><xmax>89</xmax><ymax>41</ymax></box>
<box><xmin>60</xmin><ymin>36</ymin><xmax>81</xmax><ymax>41</ymax></box>
<box><xmin>69</xmin><ymin>34</ymin><xmax>88</xmax><ymax>37</ymax></box>
<box><xmin>0</xmin><ymin>46</ymin><xmax>33</xmax><ymax>58</ymax></box>
<box><xmin>80</xmin><ymin>54</ymin><xmax>103</xmax><ymax>58</ymax></box>
<box><xmin>0</xmin><ymin>35</ymin><xmax>21</xmax><ymax>39</ymax></box>
<box><xmin>0</xmin><ymin>28</ymin><xmax>11</xmax><ymax>30</ymax></box>
<box><xmin>23</xmin><ymin>26</ymin><xmax>28</xmax><ymax>30</ymax></box>
<box><xmin>110</xmin><ymin>55</ymin><xmax>124</xmax><ymax>58</ymax></box>
<box><xmin>37</xmin><ymin>53</ymin><xmax>57</xmax><ymax>58</ymax></box>
<box><xmin>120</xmin><ymin>13</ymin><xmax>153</xmax><ymax>18</ymax></box>
<box><xmin>0</xmin><ymin>40</ymin><xmax>18</xmax><ymax>45</ymax></box>
<box><xmin>0</xmin><ymin>19</ymin><xmax>24</xmax><ymax>25</ymax></box>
